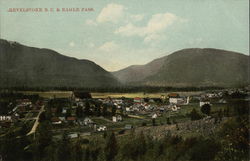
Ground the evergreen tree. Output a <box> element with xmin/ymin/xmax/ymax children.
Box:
<box><xmin>105</xmin><ymin>132</ymin><xmax>118</xmax><ymax>161</ymax></box>
<box><xmin>35</xmin><ymin>121</ymin><xmax>53</xmax><ymax>160</ymax></box>
<box><xmin>72</xmin><ymin>139</ymin><xmax>83</xmax><ymax>161</ymax></box>
<box><xmin>152</xmin><ymin>118</ymin><xmax>156</xmax><ymax>126</ymax></box>
<box><xmin>102</xmin><ymin>105</ymin><xmax>107</xmax><ymax>116</ymax></box>
<box><xmin>218</xmin><ymin>109</ymin><xmax>223</xmax><ymax>121</ymax></box>
<box><xmin>201</xmin><ymin>104</ymin><xmax>211</xmax><ymax>115</ymax></box>
<box><xmin>190</xmin><ymin>108</ymin><xmax>202</xmax><ymax>120</ymax></box>
<box><xmin>137</xmin><ymin>132</ymin><xmax>147</xmax><ymax>156</ymax></box>
<box><xmin>167</xmin><ymin>117</ymin><xmax>171</xmax><ymax>125</ymax></box>
<box><xmin>111</xmin><ymin>105</ymin><xmax>117</xmax><ymax>116</ymax></box>
<box><xmin>76</xmin><ymin>106</ymin><xmax>83</xmax><ymax>118</ymax></box>
<box><xmin>84</xmin><ymin>101</ymin><xmax>91</xmax><ymax>116</ymax></box>
<box><xmin>84</xmin><ymin>147</ymin><xmax>90</xmax><ymax>161</ymax></box>
<box><xmin>56</xmin><ymin>132</ymin><xmax>71</xmax><ymax>161</ymax></box>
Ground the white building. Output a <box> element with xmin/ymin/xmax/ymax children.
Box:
<box><xmin>169</xmin><ymin>97</ymin><xmax>184</xmax><ymax>104</ymax></box>
<box><xmin>68</xmin><ymin>133</ymin><xmax>78</xmax><ymax>138</ymax></box>
<box><xmin>0</xmin><ymin>116</ymin><xmax>12</xmax><ymax>121</ymax></box>
<box><xmin>112</xmin><ymin>115</ymin><xmax>122</xmax><ymax>122</ymax></box>
<box><xmin>97</xmin><ymin>126</ymin><xmax>107</xmax><ymax>131</ymax></box>
<box><xmin>199</xmin><ymin>101</ymin><xmax>210</xmax><ymax>107</ymax></box>
<box><xmin>152</xmin><ymin>113</ymin><xmax>158</xmax><ymax>119</ymax></box>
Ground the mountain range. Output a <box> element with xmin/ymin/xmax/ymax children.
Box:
<box><xmin>0</xmin><ymin>39</ymin><xmax>119</xmax><ymax>88</ymax></box>
<box><xmin>0</xmin><ymin>39</ymin><xmax>249</xmax><ymax>88</ymax></box>
<box><xmin>113</xmin><ymin>48</ymin><xmax>249</xmax><ymax>87</ymax></box>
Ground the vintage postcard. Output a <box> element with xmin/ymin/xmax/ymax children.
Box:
<box><xmin>0</xmin><ymin>0</ymin><xmax>249</xmax><ymax>161</ymax></box>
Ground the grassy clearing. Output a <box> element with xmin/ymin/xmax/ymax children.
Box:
<box><xmin>91</xmin><ymin>91</ymin><xmax>203</xmax><ymax>98</ymax></box>
<box><xmin>21</xmin><ymin>91</ymin><xmax>203</xmax><ymax>99</ymax></box>
<box><xmin>21</xmin><ymin>91</ymin><xmax>72</xmax><ymax>98</ymax></box>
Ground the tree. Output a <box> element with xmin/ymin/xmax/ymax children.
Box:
<box><xmin>56</xmin><ymin>106</ymin><xmax>62</xmax><ymax>116</ymax></box>
<box><xmin>19</xmin><ymin>123</ymin><xmax>29</xmax><ymax>136</ymax></box>
<box><xmin>218</xmin><ymin>109</ymin><xmax>223</xmax><ymax>121</ymax></box>
<box><xmin>167</xmin><ymin>117</ymin><xmax>171</xmax><ymax>125</ymax></box>
<box><xmin>105</xmin><ymin>132</ymin><xmax>118</xmax><ymax>161</ymax></box>
<box><xmin>72</xmin><ymin>139</ymin><xmax>83</xmax><ymax>161</ymax></box>
<box><xmin>190</xmin><ymin>108</ymin><xmax>202</xmax><ymax>120</ymax></box>
<box><xmin>76</xmin><ymin>106</ymin><xmax>83</xmax><ymax>118</ymax></box>
<box><xmin>84</xmin><ymin>147</ymin><xmax>90</xmax><ymax>161</ymax></box>
<box><xmin>95</xmin><ymin>103</ymin><xmax>102</xmax><ymax>116</ymax></box>
<box><xmin>0</xmin><ymin>132</ymin><xmax>20</xmax><ymax>160</ymax></box>
<box><xmin>56</xmin><ymin>132</ymin><xmax>71</xmax><ymax>161</ymax></box>
<box><xmin>176</xmin><ymin>123</ymin><xmax>179</xmax><ymax>130</ymax></box>
<box><xmin>102</xmin><ymin>105</ymin><xmax>107</xmax><ymax>116</ymax></box>
<box><xmin>34</xmin><ymin>121</ymin><xmax>53</xmax><ymax>160</ymax></box>
<box><xmin>201</xmin><ymin>104</ymin><xmax>211</xmax><ymax>115</ymax></box>
<box><xmin>65</xmin><ymin>109</ymin><xmax>72</xmax><ymax>118</ymax></box>
<box><xmin>39</xmin><ymin>112</ymin><xmax>46</xmax><ymax>122</ymax></box>
<box><xmin>152</xmin><ymin>118</ymin><xmax>156</xmax><ymax>126</ymax></box>
<box><xmin>84</xmin><ymin>101</ymin><xmax>91</xmax><ymax>116</ymax></box>
<box><xmin>137</xmin><ymin>132</ymin><xmax>146</xmax><ymax>156</ymax></box>
<box><xmin>111</xmin><ymin>105</ymin><xmax>117</xmax><ymax>116</ymax></box>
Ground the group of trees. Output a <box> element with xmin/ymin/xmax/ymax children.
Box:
<box><xmin>48</xmin><ymin>98</ymin><xmax>119</xmax><ymax>119</ymax></box>
<box><xmin>0</xmin><ymin>99</ymin><xmax>249</xmax><ymax>161</ymax></box>
<box><xmin>0</xmin><ymin>118</ymin><xmax>249</xmax><ymax>161</ymax></box>
<box><xmin>0</xmin><ymin>86</ymin><xmax>224</xmax><ymax>93</ymax></box>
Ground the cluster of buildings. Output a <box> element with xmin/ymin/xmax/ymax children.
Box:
<box><xmin>0</xmin><ymin>98</ymin><xmax>43</xmax><ymax>128</ymax></box>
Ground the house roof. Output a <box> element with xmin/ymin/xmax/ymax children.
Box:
<box><xmin>51</xmin><ymin>117</ymin><xmax>61</xmax><ymax>122</ymax></box>
<box><xmin>67</xmin><ymin>117</ymin><xmax>76</xmax><ymax>121</ymax></box>
<box><xmin>168</xmin><ymin>93</ymin><xmax>179</xmax><ymax>97</ymax></box>
<box><xmin>51</xmin><ymin>108</ymin><xmax>57</xmax><ymax>113</ymax></box>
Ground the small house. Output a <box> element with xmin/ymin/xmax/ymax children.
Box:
<box><xmin>68</xmin><ymin>133</ymin><xmax>78</xmax><ymax>139</ymax></box>
<box><xmin>97</xmin><ymin>126</ymin><xmax>107</xmax><ymax>131</ymax></box>
<box><xmin>199</xmin><ymin>99</ymin><xmax>210</xmax><ymax>107</ymax></box>
<box><xmin>0</xmin><ymin>116</ymin><xmax>12</xmax><ymax>121</ymax></box>
<box><xmin>84</xmin><ymin>117</ymin><xmax>93</xmax><ymax>125</ymax></box>
<box><xmin>134</xmin><ymin>97</ymin><xmax>142</xmax><ymax>103</ymax></box>
<box><xmin>51</xmin><ymin>117</ymin><xmax>62</xmax><ymax>125</ymax></box>
<box><xmin>67</xmin><ymin>117</ymin><xmax>76</xmax><ymax>123</ymax></box>
<box><xmin>152</xmin><ymin>113</ymin><xmax>158</xmax><ymax>119</ymax></box>
<box><xmin>168</xmin><ymin>93</ymin><xmax>183</xmax><ymax>104</ymax></box>
<box><xmin>62</xmin><ymin>108</ymin><xmax>67</xmax><ymax>114</ymax></box>
<box><xmin>59</xmin><ymin>116</ymin><xmax>66</xmax><ymax>122</ymax></box>
<box><xmin>125</xmin><ymin>107</ymin><xmax>131</xmax><ymax>112</ymax></box>
<box><xmin>112</xmin><ymin>115</ymin><xmax>122</xmax><ymax>122</ymax></box>
<box><xmin>125</xmin><ymin>124</ymin><xmax>133</xmax><ymax>130</ymax></box>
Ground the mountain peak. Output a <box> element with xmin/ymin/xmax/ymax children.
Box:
<box><xmin>113</xmin><ymin>48</ymin><xmax>249</xmax><ymax>87</ymax></box>
<box><xmin>0</xmin><ymin>39</ymin><xmax>119</xmax><ymax>88</ymax></box>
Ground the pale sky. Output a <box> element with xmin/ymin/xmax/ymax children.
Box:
<box><xmin>0</xmin><ymin>0</ymin><xmax>249</xmax><ymax>71</ymax></box>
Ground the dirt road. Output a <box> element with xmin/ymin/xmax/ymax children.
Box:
<box><xmin>26</xmin><ymin>105</ymin><xmax>45</xmax><ymax>136</ymax></box>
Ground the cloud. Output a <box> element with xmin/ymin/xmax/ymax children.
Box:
<box><xmin>146</xmin><ymin>13</ymin><xmax>177</xmax><ymax>34</ymax></box>
<box><xmin>130</xmin><ymin>14</ymin><xmax>144</xmax><ymax>22</ymax></box>
<box><xmin>115</xmin><ymin>23</ymin><xmax>145</xmax><ymax>36</ymax></box>
<box><xmin>115</xmin><ymin>12</ymin><xmax>179</xmax><ymax>42</ymax></box>
<box><xmin>85</xmin><ymin>19</ymin><xmax>97</xmax><ymax>26</ymax></box>
<box><xmin>69</xmin><ymin>41</ymin><xmax>75</xmax><ymax>47</ymax></box>
<box><xmin>87</xmin><ymin>4</ymin><xmax>143</xmax><ymax>26</ymax></box>
<box><xmin>97</xmin><ymin>3</ymin><xmax>125</xmax><ymax>23</ymax></box>
<box><xmin>144</xmin><ymin>34</ymin><xmax>165</xmax><ymax>43</ymax></box>
<box><xmin>99</xmin><ymin>41</ymin><xmax>118</xmax><ymax>52</ymax></box>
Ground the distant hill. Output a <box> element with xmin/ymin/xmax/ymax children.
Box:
<box><xmin>113</xmin><ymin>56</ymin><xmax>167</xmax><ymax>83</ymax></box>
<box><xmin>0</xmin><ymin>39</ymin><xmax>119</xmax><ymax>88</ymax></box>
<box><xmin>113</xmin><ymin>48</ymin><xmax>250</xmax><ymax>87</ymax></box>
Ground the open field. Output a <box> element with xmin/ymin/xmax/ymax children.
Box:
<box><xmin>91</xmin><ymin>91</ymin><xmax>204</xmax><ymax>98</ymax></box>
<box><xmin>21</xmin><ymin>91</ymin><xmax>204</xmax><ymax>98</ymax></box>
<box><xmin>21</xmin><ymin>91</ymin><xmax>73</xmax><ymax>98</ymax></box>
